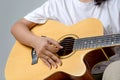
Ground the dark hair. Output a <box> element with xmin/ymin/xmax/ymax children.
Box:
<box><xmin>94</xmin><ymin>0</ymin><xmax>108</xmax><ymax>6</ymax></box>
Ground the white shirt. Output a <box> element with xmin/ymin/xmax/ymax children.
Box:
<box><xmin>24</xmin><ymin>0</ymin><xmax>120</xmax><ymax>73</ymax></box>
<box><xmin>24</xmin><ymin>0</ymin><xmax>120</xmax><ymax>34</ymax></box>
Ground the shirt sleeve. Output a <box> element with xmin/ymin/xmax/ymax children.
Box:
<box><xmin>117</xmin><ymin>0</ymin><xmax>120</xmax><ymax>11</ymax></box>
<box><xmin>24</xmin><ymin>0</ymin><xmax>56</xmax><ymax>24</ymax></box>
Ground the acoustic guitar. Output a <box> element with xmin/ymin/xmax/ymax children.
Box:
<box><xmin>5</xmin><ymin>18</ymin><xmax>120</xmax><ymax>80</ymax></box>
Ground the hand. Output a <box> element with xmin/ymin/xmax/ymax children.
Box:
<box><xmin>33</xmin><ymin>36</ymin><xmax>63</xmax><ymax>69</ymax></box>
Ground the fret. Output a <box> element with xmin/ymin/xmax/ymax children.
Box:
<box><xmin>73</xmin><ymin>34</ymin><xmax>120</xmax><ymax>50</ymax></box>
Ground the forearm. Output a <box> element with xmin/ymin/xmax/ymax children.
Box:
<box><xmin>11</xmin><ymin>19</ymin><xmax>37</xmax><ymax>48</ymax></box>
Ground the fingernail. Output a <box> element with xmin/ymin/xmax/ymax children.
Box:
<box><xmin>59</xmin><ymin>62</ymin><xmax>62</xmax><ymax>66</ymax></box>
<box><xmin>54</xmin><ymin>65</ymin><xmax>57</xmax><ymax>69</ymax></box>
<box><xmin>60</xmin><ymin>46</ymin><xmax>63</xmax><ymax>48</ymax></box>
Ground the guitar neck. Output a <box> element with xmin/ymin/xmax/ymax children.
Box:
<box><xmin>73</xmin><ymin>34</ymin><xmax>120</xmax><ymax>50</ymax></box>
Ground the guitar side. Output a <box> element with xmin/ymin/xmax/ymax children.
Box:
<box><xmin>5</xmin><ymin>18</ymin><xmax>103</xmax><ymax>80</ymax></box>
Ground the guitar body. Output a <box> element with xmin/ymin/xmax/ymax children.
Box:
<box><xmin>5</xmin><ymin>18</ymin><xmax>109</xmax><ymax>80</ymax></box>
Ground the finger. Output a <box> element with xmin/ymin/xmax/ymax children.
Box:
<box><xmin>47</xmin><ymin>58</ymin><xmax>58</xmax><ymax>69</ymax></box>
<box><xmin>40</xmin><ymin>57</ymin><xmax>52</xmax><ymax>69</ymax></box>
<box><xmin>47</xmin><ymin>38</ymin><xmax>63</xmax><ymax>48</ymax></box>
<box><xmin>45</xmin><ymin>50</ymin><xmax>62</xmax><ymax>66</ymax></box>
<box><xmin>46</xmin><ymin>44</ymin><xmax>59</xmax><ymax>53</ymax></box>
<box><xmin>41</xmin><ymin>55</ymin><xmax>58</xmax><ymax>69</ymax></box>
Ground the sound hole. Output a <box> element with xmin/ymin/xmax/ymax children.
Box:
<box><xmin>57</xmin><ymin>37</ymin><xmax>75</xmax><ymax>58</ymax></box>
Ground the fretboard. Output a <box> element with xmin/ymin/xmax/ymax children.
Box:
<box><xmin>73</xmin><ymin>34</ymin><xmax>120</xmax><ymax>50</ymax></box>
